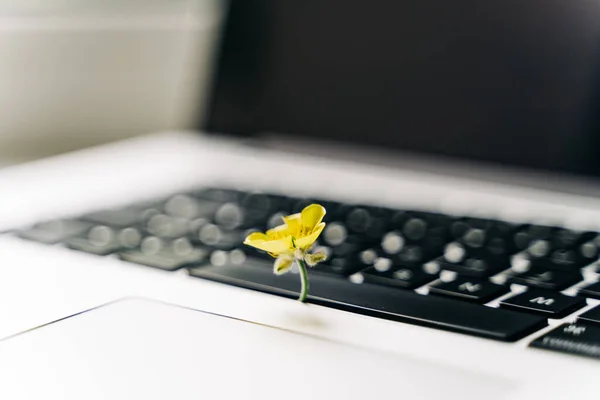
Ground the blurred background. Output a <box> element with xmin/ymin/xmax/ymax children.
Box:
<box><xmin>0</xmin><ymin>0</ymin><xmax>224</xmax><ymax>166</ymax></box>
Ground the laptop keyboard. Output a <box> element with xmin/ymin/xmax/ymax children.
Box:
<box><xmin>13</xmin><ymin>187</ymin><xmax>600</xmax><ymax>354</ymax></box>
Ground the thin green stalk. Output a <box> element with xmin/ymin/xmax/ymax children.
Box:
<box><xmin>297</xmin><ymin>258</ymin><xmax>309</xmax><ymax>303</ymax></box>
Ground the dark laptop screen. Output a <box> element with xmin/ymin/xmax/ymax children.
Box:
<box><xmin>205</xmin><ymin>1</ymin><xmax>600</xmax><ymax>176</ymax></box>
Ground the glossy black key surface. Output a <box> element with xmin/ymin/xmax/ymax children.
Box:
<box><xmin>429</xmin><ymin>278</ymin><xmax>508</xmax><ymax>303</ymax></box>
<box><xmin>82</xmin><ymin>208</ymin><xmax>146</xmax><ymax>228</ymax></box>
<box><xmin>513</xmin><ymin>224</ymin><xmax>554</xmax><ymax>251</ymax></box>
<box><xmin>145</xmin><ymin>214</ymin><xmax>195</xmax><ymax>239</ymax></box>
<box><xmin>164</xmin><ymin>195</ymin><xmax>222</xmax><ymax>220</ymax></box>
<box><xmin>188</xmin><ymin>260</ymin><xmax>547</xmax><ymax>341</ymax></box>
<box><xmin>531</xmin><ymin>323</ymin><xmax>600</xmax><ymax>359</ymax></box>
<box><xmin>453</xmin><ymin>219</ymin><xmax>520</xmax><ymax>255</ymax></box>
<box><xmin>18</xmin><ymin>219</ymin><xmax>95</xmax><ymax>244</ymax></box>
<box><xmin>119</xmin><ymin>237</ymin><xmax>209</xmax><ymax>271</ymax></box>
<box><xmin>500</xmin><ymin>289</ymin><xmax>586</xmax><ymax>318</ymax></box>
<box><xmin>552</xmin><ymin>230</ymin><xmax>597</xmax><ymax>249</ymax></box>
<box><xmin>578</xmin><ymin>282</ymin><xmax>600</xmax><ymax>300</ymax></box>
<box><xmin>522</xmin><ymin>228</ymin><xmax>597</xmax><ymax>259</ymax></box>
<box><xmin>578</xmin><ymin>305</ymin><xmax>600</xmax><ymax>325</ymax></box>
<box><xmin>528</xmin><ymin>249</ymin><xmax>592</xmax><ymax>272</ymax></box>
<box><xmin>388</xmin><ymin>245</ymin><xmax>439</xmax><ymax>269</ymax></box>
<box><xmin>312</xmin><ymin>247</ymin><xmax>370</xmax><ymax>276</ymax></box>
<box><xmin>66</xmin><ymin>226</ymin><xmax>142</xmax><ymax>256</ymax></box>
<box><xmin>509</xmin><ymin>267</ymin><xmax>582</xmax><ymax>291</ymax></box>
<box><xmin>193</xmin><ymin>188</ymin><xmax>243</xmax><ymax>203</ymax></box>
<box><xmin>195</xmin><ymin>224</ymin><xmax>245</xmax><ymax>251</ymax></box>
<box><xmin>432</xmin><ymin>245</ymin><xmax>510</xmax><ymax>278</ymax></box>
<box><xmin>579</xmin><ymin>238</ymin><xmax>600</xmax><ymax>262</ymax></box>
<box><xmin>362</xmin><ymin>265</ymin><xmax>438</xmax><ymax>289</ymax></box>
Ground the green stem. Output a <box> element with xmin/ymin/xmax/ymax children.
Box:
<box><xmin>297</xmin><ymin>258</ymin><xmax>309</xmax><ymax>303</ymax></box>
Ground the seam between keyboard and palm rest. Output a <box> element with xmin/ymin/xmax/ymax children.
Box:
<box><xmin>10</xmin><ymin>183</ymin><xmax>600</xmax><ymax>358</ymax></box>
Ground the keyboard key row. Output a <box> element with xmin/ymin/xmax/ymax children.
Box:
<box><xmin>188</xmin><ymin>258</ymin><xmax>547</xmax><ymax>342</ymax></box>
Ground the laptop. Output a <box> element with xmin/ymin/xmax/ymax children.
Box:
<box><xmin>0</xmin><ymin>0</ymin><xmax>600</xmax><ymax>398</ymax></box>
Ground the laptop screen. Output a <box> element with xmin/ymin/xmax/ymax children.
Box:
<box><xmin>205</xmin><ymin>1</ymin><xmax>600</xmax><ymax>176</ymax></box>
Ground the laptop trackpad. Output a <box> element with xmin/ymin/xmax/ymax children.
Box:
<box><xmin>0</xmin><ymin>298</ymin><xmax>516</xmax><ymax>399</ymax></box>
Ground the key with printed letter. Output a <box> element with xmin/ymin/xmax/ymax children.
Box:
<box><xmin>531</xmin><ymin>323</ymin><xmax>600</xmax><ymax>359</ymax></box>
<box><xmin>429</xmin><ymin>278</ymin><xmax>508</xmax><ymax>303</ymax></box>
<box><xmin>500</xmin><ymin>289</ymin><xmax>586</xmax><ymax>318</ymax></box>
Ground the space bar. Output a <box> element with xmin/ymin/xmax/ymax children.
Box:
<box><xmin>188</xmin><ymin>259</ymin><xmax>547</xmax><ymax>342</ymax></box>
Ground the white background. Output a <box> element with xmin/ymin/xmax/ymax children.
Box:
<box><xmin>0</xmin><ymin>0</ymin><xmax>224</xmax><ymax>163</ymax></box>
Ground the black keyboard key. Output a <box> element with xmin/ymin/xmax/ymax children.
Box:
<box><xmin>531</xmin><ymin>323</ymin><xmax>600</xmax><ymax>359</ymax></box>
<box><xmin>528</xmin><ymin>249</ymin><xmax>592</xmax><ymax>272</ymax></box>
<box><xmin>509</xmin><ymin>267</ymin><xmax>582</xmax><ymax>291</ymax></box>
<box><xmin>431</xmin><ymin>244</ymin><xmax>510</xmax><ymax>278</ymax></box>
<box><xmin>429</xmin><ymin>278</ymin><xmax>508</xmax><ymax>303</ymax></box>
<box><xmin>380</xmin><ymin>226</ymin><xmax>447</xmax><ymax>263</ymax></box>
<box><xmin>345</xmin><ymin>207</ymin><xmax>388</xmax><ymax>239</ymax></box>
<box><xmin>193</xmin><ymin>188</ymin><xmax>242</xmax><ymax>203</ymax></box>
<box><xmin>433</xmin><ymin>256</ymin><xmax>508</xmax><ymax>278</ymax></box>
<box><xmin>188</xmin><ymin>260</ymin><xmax>547</xmax><ymax>341</ymax></box>
<box><xmin>239</xmin><ymin>193</ymin><xmax>287</xmax><ymax>225</ymax></box>
<box><xmin>164</xmin><ymin>195</ymin><xmax>222</xmax><ymax>220</ymax></box>
<box><xmin>513</xmin><ymin>225</ymin><xmax>554</xmax><ymax>252</ymax></box>
<box><xmin>577</xmin><ymin>305</ymin><xmax>600</xmax><ymax>325</ymax></box>
<box><xmin>579</xmin><ymin>238</ymin><xmax>600</xmax><ymax>261</ymax></box>
<box><xmin>500</xmin><ymin>289</ymin><xmax>586</xmax><ymax>318</ymax></box>
<box><xmin>551</xmin><ymin>229</ymin><xmax>597</xmax><ymax>249</ymax></box>
<box><xmin>380</xmin><ymin>231</ymin><xmax>406</xmax><ymax>254</ymax></box>
<box><xmin>523</xmin><ymin>229</ymin><xmax>597</xmax><ymax>259</ymax></box>
<box><xmin>389</xmin><ymin>245</ymin><xmax>440</xmax><ymax>269</ymax></box>
<box><xmin>579</xmin><ymin>282</ymin><xmax>600</xmax><ymax>300</ymax></box>
<box><xmin>119</xmin><ymin>237</ymin><xmax>209</xmax><ymax>271</ymax></box>
<box><xmin>66</xmin><ymin>226</ymin><xmax>142</xmax><ymax>255</ymax></box>
<box><xmin>18</xmin><ymin>219</ymin><xmax>95</xmax><ymax>244</ymax></box>
<box><xmin>146</xmin><ymin>214</ymin><xmax>194</xmax><ymax>239</ymax></box>
<box><xmin>362</xmin><ymin>265</ymin><xmax>437</xmax><ymax>289</ymax></box>
<box><xmin>195</xmin><ymin>224</ymin><xmax>244</xmax><ymax>250</ymax></box>
<box><xmin>240</xmin><ymin>192</ymin><xmax>273</xmax><ymax>213</ymax></box>
<box><xmin>313</xmin><ymin>246</ymin><xmax>370</xmax><ymax>276</ymax></box>
<box><xmin>82</xmin><ymin>208</ymin><xmax>147</xmax><ymax>228</ymax></box>
<box><xmin>322</xmin><ymin>223</ymin><xmax>350</xmax><ymax>247</ymax></box>
<box><xmin>401</xmin><ymin>218</ymin><xmax>428</xmax><ymax>241</ymax></box>
<box><xmin>391</xmin><ymin>211</ymin><xmax>452</xmax><ymax>231</ymax></box>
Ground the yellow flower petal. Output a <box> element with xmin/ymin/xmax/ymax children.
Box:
<box><xmin>300</xmin><ymin>204</ymin><xmax>326</xmax><ymax>234</ymax></box>
<box><xmin>243</xmin><ymin>232</ymin><xmax>270</xmax><ymax>245</ymax></box>
<box><xmin>282</xmin><ymin>213</ymin><xmax>301</xmax><ymax>236</ymax></box>
<box><xmin>295</xmin><ymin>222</ymin><xmax>326</xmax><ymax>250</ymax></box>
<box><xmin>245</xmin><ymin>235</ymin><xmax>293</xmax><ymax>255</ymax></box>
<box><xmin>273</xmin><ymin>254</ymin><xmax>294</xmax><ymax>275</ymax></box>
<box><xmin>266</xmin><ymin>224</ymin><xmax>292</xmax><ymax>240</ymax></box>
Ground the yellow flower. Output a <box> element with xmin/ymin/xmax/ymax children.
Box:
<box><xmin>244</xmin><ymin>203</ymin><xmax>326</xmax><ymax>255</ymax></box>
<box><xmin>244</xmin><ymin>203</ymin><xmax>326</xmax><ymax>275</ymax></box>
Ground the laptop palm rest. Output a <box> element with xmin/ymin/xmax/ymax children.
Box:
<box><xmin>0</xmin><ymin>298</ymin><xmax>516</xmax><ymax>399</ymax></box>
